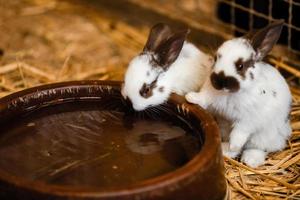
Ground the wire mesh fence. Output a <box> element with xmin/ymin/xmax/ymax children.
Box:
<box><xmin>217</xmin><ymin>0</ymin><xmax>300</xmax><ymax>57</ymax></box>
<box><xmin>132</xmin><ymin>0</ymin><xmax>300</xmax><ymax>64</ymax></box>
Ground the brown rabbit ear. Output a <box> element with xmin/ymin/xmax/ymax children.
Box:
<box><xmin>143</xmin><ymin>23</ymin><xmax>172</xmax><ymax>52</ymax></box>
<box><xmin>155</xmin><ymin>29</ymin><xmax>189</xmax><ymax>70</ymax></box>
<box><xmin>247</xmin><ymin>20</ymin><xmax>284</xmax><ymax>61</ymax></box>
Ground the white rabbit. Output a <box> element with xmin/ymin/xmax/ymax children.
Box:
<box><xmin>122</xmin><ymin>23</ymin><xmax>213</xmax><ymax>111</ymax></box>
<box><xmin>186</xmin><ymin>20</ymin><xmax>292</xmax><ymax>168</ymax></box>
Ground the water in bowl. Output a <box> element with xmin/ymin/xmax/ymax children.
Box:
<box><xmin>0</xmin><ymin>101</ymin><xmax>201</xmax><ymax>187</ymax></box>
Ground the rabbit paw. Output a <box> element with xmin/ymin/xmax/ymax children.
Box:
<box><xmin>185</xmin><ymin>92</ymin><xmax>207</xmax><ymax>108</ymax></box>
<box><xmin>241</xmin><ymin>149</ymin><xmax>266</xmax><ymax>168</ymax></box>
<box><xmin>229</xmin><ymin>131</ymin><xmax>249</xmax><ymax>152</ymax></box>
<box><xmin>222</xmin><ymin>142</ymin><xmax>239</xmax><ymax>158</ymax></box>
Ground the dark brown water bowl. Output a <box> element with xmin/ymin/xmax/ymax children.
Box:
<box><xmin>0</xmin><ymin>81</ymin><xmax>227</xmax><ymax>200</ymax></box>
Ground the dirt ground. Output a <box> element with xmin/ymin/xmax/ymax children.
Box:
<box><xmin>0</xmin><ymin>0</ymin><xmax>146</xmax><ymax>96</ymax></box>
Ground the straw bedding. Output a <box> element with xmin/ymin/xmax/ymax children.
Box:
<box><xmin>0</xmin><ymin>1</ymin><xmax>299</xmax><ymax>199</ymax></box>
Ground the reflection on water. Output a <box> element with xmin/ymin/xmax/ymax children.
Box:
<box><xmin>0</xmin><ymin>102</ymin><xmax>200</xmax><ymax>187</ymax></box>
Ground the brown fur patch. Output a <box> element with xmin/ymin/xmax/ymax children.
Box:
<box><xmin>234</xmin><ymin>56</ymin><xmax>255</xmax><ymax>79</ymax></box>
<box><xmin>149</xmin><ymin>53</ymin><xmax>160</xmax><ymax>68</ymax></box>
<box><xmin>139</xmin><ymin>80</ymin><xmax>157</xmax><ymax>98</ymax></box>
<box><xmin>159</xmin><ymin>86</ymin><xmax>164</xmax><ymax>92</ymax></box>
<box><xmin>210</xmin><ymin>71</ymin><xmax>240</xmax><ymax>92</ymax></box>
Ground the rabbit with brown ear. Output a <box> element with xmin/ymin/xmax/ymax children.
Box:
<box><xmin>122</xmin><ymin>23</ymin><xmax>213</xmax><ymax>111</ymax></box>
<box><xmin>186</xmin><ymin>21</ymin><xmax>292</xmax><ymax>168</ymax></box>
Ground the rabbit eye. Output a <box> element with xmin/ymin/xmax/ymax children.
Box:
<box><xmin>237</xmin><ymin>64</ymin><xmax>244</xmax><ymax>71</ymax></box>
<box><xmin>214</xmin><ymin>54</ymin><xmax>220</xmax><ymax>62</ymax></box>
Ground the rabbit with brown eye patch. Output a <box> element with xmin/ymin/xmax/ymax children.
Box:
<box><xmin>186</xmin><ymin>20</ymin><xmax>292</xmax><ymax>168</ymax></box>
<box><xmin>121</xmin><ymin>23</ymin><xmax>213</xmax><ymax>111</ymax></box>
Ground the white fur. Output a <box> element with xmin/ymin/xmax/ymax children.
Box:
<box><xmin>186</xmin><ymin>38</ymin><xmax>292</xmax><ymax>168</ymax></box>
<box><xmin>122</xmin><ymin>42</ymin><xmax>213</xmax><ymax>111</ymax></box>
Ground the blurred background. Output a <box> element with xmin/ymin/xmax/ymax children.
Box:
<box><xmin>1</xmin><ymin>0</ymin><xmax>299</xmax><ymax>97</ymax></box>
<box><xmin>0</xmin><ymin>1</ymin><xmax>300</xmax><ymax>199</ymax></box>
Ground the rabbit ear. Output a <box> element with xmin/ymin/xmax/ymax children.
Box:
<box><xmin>155</xmin><ymin>29</ymin><xmax>189</xmax><ymax>70</ymax></box>
<box><xmin>143</xmin><ymin>23</ymin><xmax>172</xmax><ymax>52</ymax></box>
<box><xmin>248</xmin><ymin>20</ymin><xmax>284</xmax><ymax>61</ymax></box>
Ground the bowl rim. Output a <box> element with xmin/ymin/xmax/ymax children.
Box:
<box><xmin>0</xmin><ymin>80</ymin><xmax>222</xmax><ymax>198</ymax></box>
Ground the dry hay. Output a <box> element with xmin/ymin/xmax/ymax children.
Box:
<box><xmin>224</xmin><ymin>58</ymin><xmax>300</xmax><ymax>200</ymax></box>
<box><xmin>0</xmin><ymin>0</ymin><xmax>299</xmax><ymax>199</ymax></box>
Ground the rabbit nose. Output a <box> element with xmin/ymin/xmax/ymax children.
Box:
<box><xmin>210</xmin><ymin>72</ymin><xmax>225</xmax><ymax>90</ymax></box>
<box><xmin>210</xmin><ymin>71</ymin><xmax>240</xmax><ymax>92</ymax></box>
